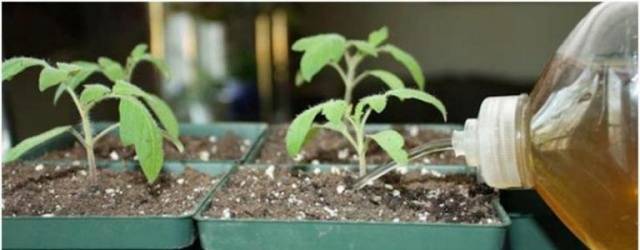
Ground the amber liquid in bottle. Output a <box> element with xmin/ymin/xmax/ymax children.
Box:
<box><xmin>524</xmin><ymin>57</ymin><xmax>638</xmax><ymax>249</ymax></box>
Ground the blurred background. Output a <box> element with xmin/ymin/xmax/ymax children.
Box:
<box><xmin>2</xmin><ymin>2</ymin><xmax>597</xmax><ymax>143</ymax></box>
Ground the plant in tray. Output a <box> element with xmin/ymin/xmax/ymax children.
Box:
<box><xmin>2</xmin><ymin>44</ymin><xmax>182</xmax><ymax>184</ymax></box>
<box><xmin>287</xmin><ymin>27</ymin><xmax>446</xmax><ymax>176</ymax></box>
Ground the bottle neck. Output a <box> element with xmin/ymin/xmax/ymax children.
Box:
<box><xmin>452</xmin><ymin>94</ymin><xmax>533</xmax><ymax>189</ymax></box>
<box><xmin>514</xmin><ymin>96</ymin><xmax>534</xmax><ymax>189</ymax></box>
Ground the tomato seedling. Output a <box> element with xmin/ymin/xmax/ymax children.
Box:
<box><xmin>288</xmin><ymin>27</ymin><xmax>446</xmax><ymax>176</ymax></box>
<box><xmin>2</xmin><ymin>44</ymin><xmax>182</xmax><ymax>184</ymax></box>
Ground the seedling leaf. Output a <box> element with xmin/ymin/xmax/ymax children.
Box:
<box><xmin>3</xmin><ymin>125</ymin><xmax>71</xmax><ymax>163</ymax></box>
<box><xmin>292</xmin><ymin>34</ymin><xmax>343</xmax><ymax>51</ymax></box>
<box><xmin>351</xmin><ymin>40</ymin><xmax>377</xmax><ymax>56</ymax></box>
<box><xmin>79</xmin><ymin>84</ymin><xmax>110</xmax><ymax>105</ymax></box>
<box><xmin>293</xmin><ymin>34</ymin><xmax>346</xmax><ymax>81</ymax></box>
<box><xmin>286</xmin><ymin>105</ymin><xmax>322</xmax><ymax>156</ymax></box>
<box><xmin>119</xmin><ymin>97</ymin><xmax>163</xmax><ymax>183</ymax></box>
<box><xmin>56</xmin><ymin>63</ymin><xmax>81</xmax><ymax>72</ymax></box>
<box><xmin>2</xmin><ymin>57</ymin><xmax>45</xmax><ymax>81</ymax></box>
<box><xmin>118</xmin><ymin>97</ymin><xmax>143</xmax><ymax>146</ymax></box>
<box><xmin>381</xmin><ymin>45</ymin><xmax>424</xmax><ymax>90</ymax></box>
<box><xmin>131</xmin><ymin>44</ymin><xmax>148</xmax><ymax>60</ymax></box>
<box><xmin>113</xmin><ymin>80</ymin><xmax>178</xmax><ymax>139</ymax></box>
<box><xmin>354</xmin><ymin>94</ymin><xmax>387</xmax><ymax>120</ymax></box>
<box><xmin>38</xmin><ymin>66</ymin><xmax>68</xmax><ymax>91</ymax></box>
<box><xmin>369</xmin><ymin>130</ymin><xmax>408</xmax><ymax>165</ymax></box>
<box><xmin>321</xmin><ymin>100</ymin><xmax>347</xmax><ymax>126</ymax></box>
<box><xmin>286</xmin><ymin>100</ymin><xmax>342</xmax><ymax>156</ymax></box>
<box><xmin>112</xmin><ymin>80</ymin><xmax>146</xmax><ymax>96</ymax></box>
<box><xmin>143</xmin><ymin>94</ymin><xmax>179</xmax><ymax>139</ymax></box>
<box><xmin>162</xmin><ymin>130</ymin><xmax>184</xmax><ymax>153</ymax></box>
<box><xmin>98</xmin><ymin>57</ymin><xmax>126</xmax><ymax>81</ymax></box>
<box><xmin>368</xmin><ymin>26</ymin><xmax>388</xmax><ymax>47</ymax></box>
<box><xmin>53</xmin><ymin>62</ymin><xmax>100</xmax><ymax>104</ymax></box>
<box><xmin>387</xmin><ymin>88</ymin><xmax>447</xmax><ymax>121</ymax></box>
<box><xmin>368</xmin><ymin>70</ymin><xmax>404</xmax><ymax>90</ymax></box>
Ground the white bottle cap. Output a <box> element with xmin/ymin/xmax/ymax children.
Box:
<box><xmin>452</xmin><ymin>94</ymin><xmax>528</xmax><ymax>188</ymax></box>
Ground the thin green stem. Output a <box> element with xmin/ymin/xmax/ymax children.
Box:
<box><xmin>66</xmin><ymin>87</ymin><xmax>97</xmax><ymax>185</ymax></box>
<box><xmin>344</xmin><ymin>85</ymin><xmax>354</xmax><ymax>104</ymax></box>
<box><xmin>346</xmin><ymin>115</ymin><xmax>368</xmax><ymax>176</ymax></box>
<box><xmin>360</xmin><ymin>109</ymin><xmax>373</xmax><ymax>128</ymax></box>
<box><xmin>342</xmin><ymin>51</ymin><xmax>365</xmax><ymax>104</ymax></box>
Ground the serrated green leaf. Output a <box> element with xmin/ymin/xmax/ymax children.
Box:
<box><xmin>38</xmin><ymin>66</ymin><xmax>68</xmax><ymax>91</ymax></box>
<box><xmin>351</xmin><ymin>40</ymin><xmax>377</xmax><ymax>56</ymax></box>
<box><xmin>79</xmin><ymin>84</ymin><xmax>110</xmax><ymax>105</ymax></box>
<box><xmin>381</xmin><ymin>45</ymin><xmax>424</xmax><ymax>90</ymax></box>
<box><xmin>368</xmin><ymin>26</ymin><xmax>388</xmax><ymax>47</ymax></box>
<box><xmin>118</xmin><ymin>98</ymin><xmax>139</xmax><ymax>146</ymax></box>
<box><xmin>56</xmin><ymin>62</ymin><xmax>81</xmax><ymax>72</ymax></box>
<box><xmin>369</xmin><ymin>130</ymin><xmax>408</xmax><ymax>165</ymax></box>
<box><xmin>2</xmin><ymin>57</ymin><xmax>46</xmax><ymax>81</ymax></box>
<box><xmin>3</xmin><ymin>126</ymin><xmax>71</xmax><ymax>163</ymax></box>
<box><xmin>292</xmin><ymin>34</ymin><xmax>342</xmax><ymax>51</ymax></box>
<box><xmin>321</xmin><ymin>100</ymin><xmax>347</xmax><ymax>126</ymax></box>
<box><xmin>98</xmin><ymin>57</ymin><xmax>126</xmax><ymax>81</ymax></box>
<box><xmin>387</xmin><ymin>88</ymin><xmax>447</xmax><ymax>121</ymax></box>
<box><xmin>53</xmin><ymin>62</ymin><xmax>100</xmax><ymax>104</ymax></box>
<box><xmin>143</xmin><ymin>94</ymin><xmax>179</xmax><ymax>139</ymax></box>
<box><xmin>119</xmin><ymin>97</ymin><xmax>163</xmax><ymax>183</ymax></box>
<box><xmin>285</xmin><ymin>101</ymin><xmax>335</xmax><ymax>156</ymax></box>
<box><xmin>131</xmin><ymin>44</ymin><xmax>148</xmax><ymax>59</ymax></box>
<box><xmin>112</xmin><ymin>80</ymin><xmax>178</xmax><ymax>139</ymax></box>
<box><xmin>360</xmin><ymin>94</ymin><xmax>387</xmax><ymax>113</ymax></box>
<box><xmin>368</xmin><ymin>70</ymin><xmax>404</xmax><ymax>90</ymax></box>
<box><xmin>293</xmin><ymin>34</ymin><xmax>346</xmax><ymax>81</ymax></box>
<box><xmin>161</xmin><ymin>129</ymin><xmax>184</xmax><ymax>153</ymax></box>
<box><xmin>354</xmin><ymin>94</ymin><xmax>387</xmax><ymax>121</ymax></box>
<box><xmin>112</xmin><ymin>80</ymin><xmax>146</xmax><ymax>96</ymax></box>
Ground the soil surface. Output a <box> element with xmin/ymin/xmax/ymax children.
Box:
<box><xmin>255</xmin><ymin>124</ymin><xmax>465</xmax><ymax>165</ymax></box>
<box><xmin>40</xmin><ymin>132</ymin><xmax>251</xmax><ymax>162</ymax></box>
<box><xmin>2</xmin><ymin>163</ymin><xmax>216</xmax><ymax>216</ymax></box>
<box><xmin>204</xmin><ymin>166</ymin><xmax>500</xmax><ymax>224</ymax></box>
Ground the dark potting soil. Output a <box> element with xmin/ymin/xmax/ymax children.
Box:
<box><xmin>255</xmin><ymin>124</ymin><xmax>465</xmax><ymax>165</ymax></box>
<box><xmin>204</xmin><ymin>166</ymin><xmax>500</xmax><ymax>224</ymax></box>
<box><xmin>40</xmin><ymin>132</ymin><xmax>251</xmax><ymax>162</ymax></box>
<box><xmin>2</xmin><ymin>163</ymin><xmax>216</xmax><ymax>216</ymax></box>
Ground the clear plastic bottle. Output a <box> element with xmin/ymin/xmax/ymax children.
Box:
<box><xmin>451</xmin><ymin>3</ymin><xmax>638</xmax><ymax>249</ymax></box>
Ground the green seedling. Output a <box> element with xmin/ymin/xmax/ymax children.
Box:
<box><xmin>292</xmin><ymin>26</ymin><xmax>425</xmax><ymax>104</ymax></box>
<box><xmin>2</xmin><ymin>44</ymin><xmax>182</xmax><ymax>185</ymax></box>
<box><xmin>286</xmin><ymin>88</ymin><xmax>446</xmax><ymax>177</ymax></box>
<box><xmin>287</xmin><ymin>27</ymin><xmax>446</xmax><ymax>177</ymax></box>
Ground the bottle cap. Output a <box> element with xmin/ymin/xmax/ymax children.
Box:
<box><xmin>452</xmin><ymin>94</ymin><xmax>528</xmax><ymax>188</ymax></box>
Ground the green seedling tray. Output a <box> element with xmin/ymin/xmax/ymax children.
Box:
<box><xmin>195</xmin><ymin>164</ymin><xmax>510</xmax><ymax>250</ymax></box>
<box><xmin>17</xmin><ymin>122</ymin><xmax>267</xmax><ymax>165</ymax></box>
<box><xmin>2</xmin><ymin>162</ymin><xmax>233</xmax><ymax>250</ymax></box>
<box><xmin>245</xmin><ymin>123</ymin><xmax>463</xmax><ymax>164</ymax></box>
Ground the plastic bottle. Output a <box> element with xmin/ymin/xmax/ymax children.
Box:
<box><xmin>451</xmin><ymin>3</ymin><xmax>638</xmax><ymax>249</ymax></box>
